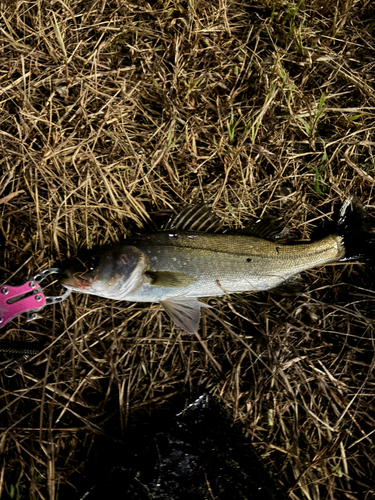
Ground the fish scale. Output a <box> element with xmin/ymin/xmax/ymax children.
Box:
<box><xmin>125</xmin><ymin>232</ymin><xmax>344</xmax><ymax>300</ymax></box>
<box><xmin>61</xmin><ymin>199</ymin><xmax>365</xmax><ymax>334</ymax></box>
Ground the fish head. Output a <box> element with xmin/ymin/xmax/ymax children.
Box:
<box><xmin>61</xmin><ymin>245</ymin><xmax>147</xmax><ymax>298</ymax></box>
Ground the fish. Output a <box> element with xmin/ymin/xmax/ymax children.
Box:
<box><xmin>61</xmin><ymin>197</ymin><xmax>369</xmax><ymax>334</ymax></box>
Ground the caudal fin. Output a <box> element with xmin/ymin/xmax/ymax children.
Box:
<box><xmin>337</xmin><ymin>196</ymin><xmax>375</xmax><ymax>262</ymax></box>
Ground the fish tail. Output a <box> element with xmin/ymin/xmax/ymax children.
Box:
<box><xmin>337</xmin><ymin>196</ymin><xmax>375</xmax><ymax>262</ymax></box>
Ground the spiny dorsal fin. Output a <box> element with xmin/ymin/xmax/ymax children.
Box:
<box><xmin>164</xmin><ymin>202</ymin><xmax>222</xmax><ymax>233</ymax></box>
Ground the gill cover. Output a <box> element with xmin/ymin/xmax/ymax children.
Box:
<box><xmin>62</xmin><ymin>246</ymin><xmax>148</xmax><ymax>299</ymax></box>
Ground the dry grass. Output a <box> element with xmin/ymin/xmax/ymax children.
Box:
<box><xmin>1</xmin><ymin>0</ymin><xmax>375</xmax><ymax>498</ymax></box>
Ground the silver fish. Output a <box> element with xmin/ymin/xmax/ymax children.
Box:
<box><xmin>61</xmin><ymin>199</ymin><xmax>363</xmax><ymax>334</ymax></box>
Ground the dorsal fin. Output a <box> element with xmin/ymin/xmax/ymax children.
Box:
<box><xmin>164</xmin><ymin>202</ymin><xmax>222</xmax><ymax>233</ymax></box>
<box><xmin>235</xmin><ymin>217</ymin><xmax>286</xmax><ymax>241</ymax></box>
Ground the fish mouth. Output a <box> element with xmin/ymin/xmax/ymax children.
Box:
<box><xmin>60</xmin><ymin>269</ymin><xmax>97</xmax><ymax>290</ymax></box>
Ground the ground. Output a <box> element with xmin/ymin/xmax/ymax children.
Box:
<box><xmin>0</xmin><ymin>0</ymin><xmax>375</xmax><ymax>499</ymax></box>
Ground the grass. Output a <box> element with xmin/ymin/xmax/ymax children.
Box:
<box><xmin>1</xmin><ymin>0</ymin><xmax>375</xmax><ymax>498</ymax></box>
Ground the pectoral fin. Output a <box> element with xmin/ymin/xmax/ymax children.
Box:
<box><xmin>160</xmin><ymin>296</ymin><xmax>210</xmax><ymax>334</ymax></box>
<box><xmin>145</xmin><ymin>271</ymin><xmax>196</xmax><ymax>288</ymax></box>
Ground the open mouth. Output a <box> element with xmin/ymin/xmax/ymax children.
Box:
<box><xmin>60</xmin><ymin>269</ymin><xmax>97</xmax><ymax>290</ymax></box>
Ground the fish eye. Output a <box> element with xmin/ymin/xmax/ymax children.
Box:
<box><xmin>81</xmin><ymin>256</ymin><xmax>96</xmax><ymax>272</ymax></box>
<box><xmin>77</xmin><ymin>255</ymin><xmax>97</xmax><ymax>273</ymax></box>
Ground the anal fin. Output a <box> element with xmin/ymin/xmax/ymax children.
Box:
<box><xmin>271</xmin><ymin>275</ymin><xmax>304</xmax><ymax>296</ymax></box>
<box><xmin>160</xmin><ymin>296</ymin><xmax>210</xmax><ymax>334</ymax></box>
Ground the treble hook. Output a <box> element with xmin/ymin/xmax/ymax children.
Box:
<box><xmin>0</xmin><ymin>340</ymin><xmax>43</xmax><ymax>378</ymax></box>
<box><xmin>4</xmin><ymin>354</ymin><xmax>31</xmax><ymax>378</ymax></box>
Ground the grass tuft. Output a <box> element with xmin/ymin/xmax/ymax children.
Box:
<box><xmin>1</xmin><ymin>0</ymin><xmax>375</xmax><ymax>498</ymax></box>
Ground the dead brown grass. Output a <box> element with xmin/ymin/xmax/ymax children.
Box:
<box><xmin>1</xmin><ymin>0</ymin><xmax>375</xmax><ymax>498</ymax></box>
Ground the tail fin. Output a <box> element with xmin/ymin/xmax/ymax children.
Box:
<box><xmin>337</xmin><ymin>196</ymin><xmax>375</xmax><ymax>262</ymax></box>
